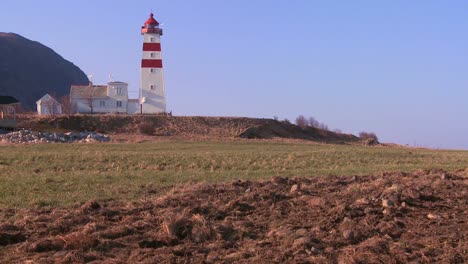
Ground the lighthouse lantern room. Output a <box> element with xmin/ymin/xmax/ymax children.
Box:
<box><xmin>140</xmin><ymin>12</ymin><xmax>166</xmax><ymax>113</ymax></box>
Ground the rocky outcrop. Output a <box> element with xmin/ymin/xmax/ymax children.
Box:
<box><xmin>0</xmin><ymin>130</ymin><xmax>110</xmax><ymax>143</ymax></box>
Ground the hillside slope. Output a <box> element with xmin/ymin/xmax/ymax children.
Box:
<box><xmin>17</xmin><ymin>114</ymin><xmax>359</xmax><ymax>143</ymax></box>
<box><xmin>0</xmin><ymin>33</ymin><xmax>88</xmax><ymax>109</ymax></box>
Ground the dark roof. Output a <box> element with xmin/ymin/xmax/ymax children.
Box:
<box><xmin>0</xmin><ymin>96</ymin><xmax>19</xmax><ymax>105</ymax></box>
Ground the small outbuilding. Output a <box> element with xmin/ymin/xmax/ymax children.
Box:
<box><xmin>36</xmin><ymin>94</ymin><xmax>62</xmax><ymax>115</ymax></box>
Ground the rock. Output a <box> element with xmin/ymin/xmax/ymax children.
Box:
<box><xmin>342</xmin><ymin>230</ymin><xmax>355</xmax><ymax>240</ymax></box>
<box><xmin>382</xmin><ymin>208</ymin><xmax>392</xmax><ymax>216</ymax></box>
<box><xmin>295</xmin><ymin>228</ymin><xmax>308</xmax><ymax>237</ymax></box>
<box><xmin>355</xmin><ymin>198</ymin><xmax>370</xmax><ymax>205</ymax></box>
<box><xmin>382</xmin><ymin>199</ymin><xmax>394</xmax><ymax>208</ymax></box>
<box><xmin>293</xmin><ymin>236</ymin><xmax>312</xmax><ymax>247</ymax></box>
<box><xmin>441</xmin><ymin>173</ymin><xmax>449</xmax><ymax>180</ymax></box>
<box><xmin>0</xmin><ymin>129</ymin><xmax>111</xmax><ymax>144</ymax></box>
<box><xmin>310</xmin><ymin>246</ymin><xmax>321</xmax><ymax>255</ymax></box>
<box><xmin>427</xmin><ymin>213</ymin><xmax>440</xmax><ymax>220</ymax></box>
<box><xmin>387</xmin><ymin>184</ymin><xmax>402</xmax><ymax>192</ymax></box>
<box><xmin>290</xmin><ymin>184</ymin><xmax>300</xmax><ymax>193</ymax></box>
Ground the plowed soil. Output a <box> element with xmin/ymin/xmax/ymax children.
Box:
<box><xmin>1</xmin><ymin>169</ymin><xmax>467</xmax><ymax>263</ymax></box>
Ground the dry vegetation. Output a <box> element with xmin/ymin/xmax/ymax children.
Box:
<box><xmin>0</xmin><ymin>169</ymin><xmax>466</xmax><ymax>263</ymax></box>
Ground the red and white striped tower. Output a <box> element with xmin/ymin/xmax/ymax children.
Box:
<box><xmin>140</xmin><ymin>12</ymin><xmax>166</xmax><ymax>113</ymax></box>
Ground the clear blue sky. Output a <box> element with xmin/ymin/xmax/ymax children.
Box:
<box><xmin>2</xmin><ymin>0</ymin><xmax>468</xmax><ymax>149</ymax></box>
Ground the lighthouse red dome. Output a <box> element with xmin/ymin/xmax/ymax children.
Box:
<box><xmin>144</xmin><ymin>13</ymin><xmax>159</xmax><ymax>26</ymax></box>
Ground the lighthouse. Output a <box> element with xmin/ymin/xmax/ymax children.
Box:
<box><xmin>140</xmin><ymin>12</ymin><xmax>166</xmax><ymax>113</ymax></box>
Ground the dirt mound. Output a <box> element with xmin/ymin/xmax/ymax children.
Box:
<box><xmin>1</xmin><ymin>169</ymin><xmax>466</xmax><ymax>263</ymax></box>
<box><xmin>239</xmin><ymin>122</ymin><xmax>358</xmax><ymax>143</ymax></box>
<box><xmin>17</xmin><ymin>114</ymin><xmax>360</xmax><ymax>143</ymax></box>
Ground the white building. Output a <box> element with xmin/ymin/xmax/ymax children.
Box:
<box><xmin>69</xmin><ymin>12</ymin><xmax>167</xmax><ymax>115</ymax></box>
<box><xmin>70</xmin><ymin>82</ymin><xmax>133</xmax><ymax>114</ymax></box>
<box><xmin>36</xmin><ymin>94</ymin><xmax>62</xmax><ymax>115</ymax></box>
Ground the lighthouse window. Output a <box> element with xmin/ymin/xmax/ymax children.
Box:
<box><xmin>150</xmin><ymin>37</ymin><xmax>154</xmax><ymax>42</ymax></box>
<box><xmin>150</xmin><ymin>68</ymin><xmax>155</xmax><ymax>73</ymax></box>
<box><xmin>150</xmin><ymin>84</ymin><xmax>155</xmax><ymax>90</ymax></box>
<box><xmin>150</xmin><ymin>53</ymin><xmax>156</xmax><ymax>58</ymax></box>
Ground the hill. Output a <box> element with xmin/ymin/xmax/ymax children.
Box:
<box><xmin>0</xmin><ymin>33</ymin><xmax>88</xmax><ymax>109</ymax></box>
<box><xmin>16</xmin><ymin>114</ymin><xmax>359</xmax><ymax>143</ymax></box>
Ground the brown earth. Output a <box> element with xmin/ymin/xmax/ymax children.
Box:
<box><xmin>16</xmin><ymin>114</ymin><xmax>359</xmax><ymax>144</ymax></box>
<box><xmin>1</xmin><ymin>169</ymin><xmax>467</xmax><ymax>263</ymax></box>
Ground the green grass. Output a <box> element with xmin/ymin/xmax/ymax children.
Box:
<box><xmin>1</xmin><ymin>140</ymin><xmax>467</xmax><ymax>208</ymax></box>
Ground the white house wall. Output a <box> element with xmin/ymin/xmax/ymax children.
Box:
<box><xmin>71</xmin><ymin>83</ymin><xmax>130</xmax><ymax>114</ymax></box>
<box><xmin>36</xmin><ymin>95</ymin><xmax>62</xmax><ymax>115</ymax></box>
<box><xmin>127</xmin><ymin>101</ymin><xmax>140</xmax><ymax>114</ymax></box>
<box><xmin>73</xmin><ymin>98</ymin><xmax>128</xmax><ymax>114</ymax></box>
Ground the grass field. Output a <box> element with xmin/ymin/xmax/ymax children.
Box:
<box><xmin>1</xmin><ymin>140</ymin><xmax>467</xmax><ymax>208</ymax></box>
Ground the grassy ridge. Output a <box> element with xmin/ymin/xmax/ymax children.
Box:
<box><xmin>1</xmin><ymin>141</ymin><xmax>467</xmax><ymax>208</ymax></box>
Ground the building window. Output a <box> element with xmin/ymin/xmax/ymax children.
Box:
<box><xmin>99</xmin><ymin>100</ymin><xmax>106</xmax><ymax>107</ymax></box>
<box><xmin>116</xmin><ymin>101</ymin><xmax>122</xmax><ymax>108</ymax></box>
<box><xmin>116</xmin><ymin>87</ymin><xmax>123</xmax><ymax>95</ymax></box>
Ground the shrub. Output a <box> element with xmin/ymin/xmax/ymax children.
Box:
<box><xmin>317</xmin><ymin>123</ymin><xmax>329</xmax><ymax>131</ymax></box>
<box><xmin>295</xmin><ymin>115</ymin><xmax>309</xmax><ymax>128</ymax></box>
<box><xmin>359</xmin><ymin>131</ymin><xmax>379</xmax><ymax>142</ymax></box>
<box><xmin>308</xmin><ymin>117</ymin><xmax>319</xmax><ymax>128</ymax></box>
<box><xmin>138</xmin><ymin>123</ymin><xmax>155</xmax><ymax>135</ymax></box>
<box><xmin>306</xmin><ymin>116</ymin><xmax>329</xmax><ymax>131</ymax></box>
